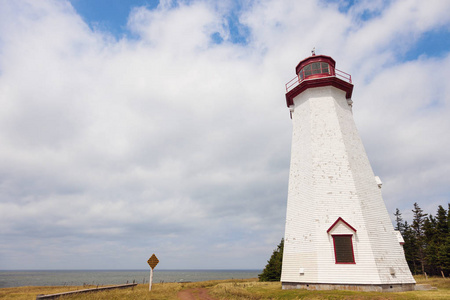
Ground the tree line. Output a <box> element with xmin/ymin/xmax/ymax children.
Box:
<box><xmin>395</xmin><ymin>202</ymin><xmax>449</xmax><ymax>277</ymax></box>
<box><xmin>259</xmin><ymin>202</ymin><xmax>449</xmax><ymax>281</ymax></box>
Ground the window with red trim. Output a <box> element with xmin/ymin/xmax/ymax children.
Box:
<box><xmin>298</xmin><ymin>62</ymin><xmax>330</xmax><ymax>80</ymax></box>
<box><xmin>332</xmin><ymin>235</ymin><xmax>355</xmax><ymax>264</ymax></box>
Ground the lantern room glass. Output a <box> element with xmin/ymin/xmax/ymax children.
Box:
<box><xmin>299</xmin><ymin>62</ymin><xmax>330</xmax><ymax>80</ymax></box>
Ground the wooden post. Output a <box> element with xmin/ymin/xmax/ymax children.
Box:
<box><xmin>149</xmin><ymin>268</ymin><xmax>153</xmax><ymax>291</ymax></box>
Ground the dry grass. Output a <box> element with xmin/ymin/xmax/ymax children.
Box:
<box><xmin>209</xmin><ymin>276</ymin><xmax>450</xmax><ymax>300</ymax></box>
<box><xmin>1</xmin><ymin>276</ymin><xmax>449</xmax><ymax>300</ymax></box>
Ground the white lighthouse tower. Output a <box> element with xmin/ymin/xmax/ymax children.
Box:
<box><xmin>281</xmin><ymin>53</ymin><xmax>415</xmax><ymax>292</ymax></box>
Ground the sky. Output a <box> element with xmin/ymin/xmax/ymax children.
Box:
<box><xmin>0</xmin><ymin>0</ymin><xmax>449</xmax><ymax>270</ymax></box>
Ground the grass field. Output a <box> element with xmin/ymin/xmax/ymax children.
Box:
<box><xmin>0</xmin><ymin>276</ymin><xmax>448</xmax><ymax>299</ymax></box>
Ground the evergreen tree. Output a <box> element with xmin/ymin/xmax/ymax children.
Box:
<box><xmin>394</xmin><ymin>208</ymin><xmax>404</xmax><ymax>233</ymax></box>
<box><xmin>259</xmin><ymin>238</ymin><xmax>284</xmax><ymax>281</ymax></box>
<box><xmin>435</xmin><ymin>205</ymin><xmax>448</xmax><ymax>235</ymax></box>
<box><xmin>411</xmin><ymin>202</ymin><xmax>427</xmax><ymax>274</ymax></box>
<box><xmin>433</xmin><ymin>205</ymin><xmax>449</xmax><ymax>276</ymax></box>
<box><xmin>443</xmin><ymin>204</ymin><xmax>450</xmax><ymax>276</ymax></box>
<box><xmin>399</xmin><ymin>203</ymin><xmax>449</xmax><ymax>276</ymax></box>
<box><xmin>444</xmin><ymin>204</ymin><xmax>450</xmax><ymax>276</ymax></box>
<box><xmin>423</xmin><ymin>215</ymin><xmax>438</xmax><ymax>274</ymax></box>
<box><xmin>402</xmin><ymin>220</ymin><xmax>419</xmax><ymax>274</ymax></box>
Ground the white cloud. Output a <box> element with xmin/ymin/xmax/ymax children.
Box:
<box><xmin>0</xmin><ymin>0</ymin><xmax>449</xmax><ymax>270</ymax></box>
<box><xmin>355</xmin><ymin>54</ymin><xmax>450</xmax><ymax>216</ymax></box>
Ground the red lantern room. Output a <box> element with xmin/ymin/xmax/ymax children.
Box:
<box><xmin>285</xmin><ymin>52</ymin><xmax>353</xmax><ymax>109</ymax></box>
<box><xmin>295</xmin><ymin>54</ymin><xmax>336</xmax><ymax>80</ymax></box>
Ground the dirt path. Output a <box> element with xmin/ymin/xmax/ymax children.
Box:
<box><xmin>177</xmin><ymin>288</ymin><xmax>217</xmax><ymax>300</ymax></box>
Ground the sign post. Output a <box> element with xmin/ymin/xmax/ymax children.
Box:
<box><xmin>147</xmin><ymin>254</ymin><xmax>159</xmax><ymax>291</ymax></box>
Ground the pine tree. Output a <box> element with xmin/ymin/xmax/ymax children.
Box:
<box><xmin>394</xmin><ymin>208</ymin><xmax>404</xmax><ymax>233</ymax></box>
<box><xmin>259</xmin><ymin>238</ymin><xmax>284</xmax><ymax>281</ymax></box>
<box><xmin>423</xmin><ymin>215</ymin><xmax>438</xmax><ymax>274</ymax></box>
<box><xmin>434</xmin><ymin>205</ymin><xmax>449</xmax><ymax>276</ymax></box>
<box><xmin>402</xmin><ymin>220</ymin><xmax>419</xmax><ymax>274</ymax></box>
<box><xmin>411</xmin><ymin>202</ymin><xmax>427</xmax><ymax>274</ymax></box>
<box><xmin>396</xmin><ymin>203</ymin><xmax>450</xmax><ymax>276</ymax></box>
<box><xmin>444</xmin><ymin>204</ymin><xmax>450</xmax><ymax>276</ymax></box>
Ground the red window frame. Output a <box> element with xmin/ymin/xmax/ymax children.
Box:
<box><xmin>332</xmin><ymin>234</ymin><xmax>355</xmax><ymax>264</ymax></box>
<box><xmin>298</xmin><ymin>62</ymin><xmax>331</xmax><ymax>80</ymax></box>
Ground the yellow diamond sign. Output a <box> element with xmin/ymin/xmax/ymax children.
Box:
<box><xmin>147</xmin><ymin>254</ymin><xmax>159</xmax><ymax>270</ymax></box>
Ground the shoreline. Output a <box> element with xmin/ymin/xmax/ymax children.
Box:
<box><xmin>0</xmin><ymin>270</ymin><xmax>261</xmax><ymax>288</ymax></box>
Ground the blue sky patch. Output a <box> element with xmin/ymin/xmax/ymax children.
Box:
<box><xmin>69</xmin><ymin>0</ymin><xmax>159</xmax><ymax>37</ymax></box>
<box><xmin>226</xmin><ymin>12</ymin><xmax>250</xmax><ymax>45</ymax></box>
<box><xmin>325</xmin><ymin>0</ymin><xmax>355</xmax><ymax>14</ymax></box>
<box><xmin>404</xmin><ymin>28</ymin><xmax>450</xmax><ymax>61</ymax></box>
<box><xmin>211</xmin><ymin>32</ymin><xmax>224</xmax><ymax>44</ymax></box>
<box><xmin>323</xmin><ymin>0</ymin><xmax>386</xmax><ymax>21</ymax></box>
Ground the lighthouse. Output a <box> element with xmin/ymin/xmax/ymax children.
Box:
<box><xmin>281</xmin><ymin>53</ymin><xmax>415</xmax><ymax>292</ymax></box>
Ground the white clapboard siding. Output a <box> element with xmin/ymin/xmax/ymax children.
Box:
<box><xmin>281</xmin><ymin>85</ymin><xmax>415</xmax><ymax>288</ymax></box>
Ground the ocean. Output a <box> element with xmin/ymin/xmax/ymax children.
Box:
<box><xmin>0</xmin><ymin>270</ymin><xmax>261</xmax><ymax>288</ymax></box>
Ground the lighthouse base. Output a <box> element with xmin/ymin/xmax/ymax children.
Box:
<box><xmin>282</xmin><ymin>282</ymin><xmax>416</xmax><ymax>292</ymax></box>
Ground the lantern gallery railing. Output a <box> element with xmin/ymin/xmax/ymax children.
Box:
<box><xmin>286</xmin><ymin>67</ymin><xmax>352</xmax><ymax>93</ymax></box>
